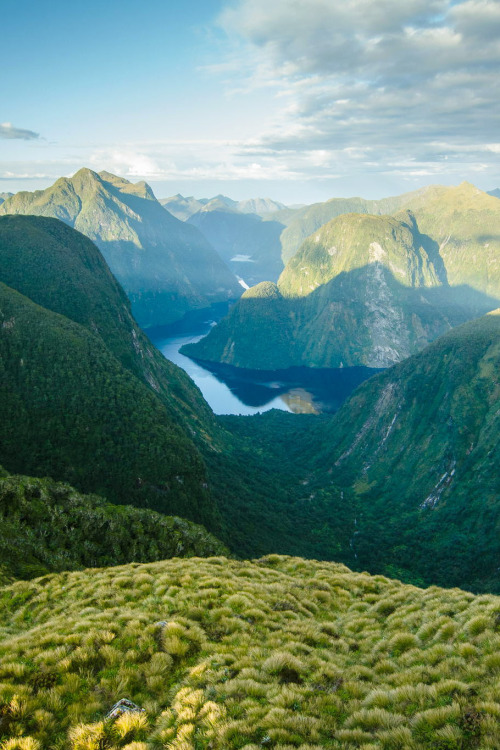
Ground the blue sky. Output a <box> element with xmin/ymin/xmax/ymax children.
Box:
<box><xmin>1</xmin><ymin>0</ymin><xmax>499</xmax><ymax>203</ymax></box>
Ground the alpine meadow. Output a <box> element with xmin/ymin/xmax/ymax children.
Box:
<box><xmin>1</xmin><ymin>1</ymin><xmax>500</xmax><ymax>748</ymax></box>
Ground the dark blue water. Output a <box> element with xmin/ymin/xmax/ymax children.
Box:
<box><xmin>149</xmin><ymin>314</ymin><xmax>381</xmax><ymax>416</ymax></box>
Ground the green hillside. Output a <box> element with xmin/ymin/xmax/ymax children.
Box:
<box><xmin>0</xmin><ymin>280</ymin><xmax>218</xmax><ymax>525</ymax></box>
<box><xmin>0</xmin><ymin>215</ymin><xmax>218</xmax><ymax>435</ymax></box>
<box><xmin>0</xmin><ymin>471</ymin><xmax>227</xmax><ymax>582</ymax></box>
<box><xmin>0</xmin><ymin>169</ymin><xmax>241</xmax><ymax>327</ymax></box>
<box><xmin>408</xmin><ymin>183</ymin><xmax>500</xmax><ymax>300</ymax></box>
<box><xmin>184</xmin><ymin>210</ymin><xmax>499</xmax><ymax>369</ymax></box>
<box><xmin>305</xmin><ymin>311</ymin><xmax>500</xmax><ymax>591</ymax></box>
<box><xmin>279</xmin><ymin>183</ymin><xmax>500</xmax><ymax>269</ymax></box>
<box><xmin>2</xmin><ymin>555</ymin><xmax>500</xmax><ymax>749</ymax></box>
<box><xmin>191</xmin><ymin>311</ymin><xmax>500</xmax><ymax>593</ymax></box>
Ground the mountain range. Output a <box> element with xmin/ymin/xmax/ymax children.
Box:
<box><xmin>160</xmin><ymin>192</ymin><xmax>287</xmax><ymax>220</ymax></box>
<box><xmin>0</xmin><ymin>170</ymin><xmax>241</xmax><ymax>328</ymax></box>
<box><xmin>184</xmin><ymin>183</ymin><xmax>500</xmax><ymax>369</ymax></box>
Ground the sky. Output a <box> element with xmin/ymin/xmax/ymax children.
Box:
<box><xmin>1</xmin><ymin>0</ymin><xmax>499</xmax><ymax>203</ymax></box>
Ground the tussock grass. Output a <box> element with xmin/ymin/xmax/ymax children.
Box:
<box><xmin>1</xmin><ymin>556</ymin><xmax>500</xmax><ymax>748</ymax></box>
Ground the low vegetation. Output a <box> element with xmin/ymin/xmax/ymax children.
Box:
<box><xmin>2</xmin><ymin>556</ymin><xmax>500</xmax><ymax>748</ymax></box>
<box><xmin>0</xmin><ymin>471</ymin><xmax>227</xmax><ymax>582</ymax></box>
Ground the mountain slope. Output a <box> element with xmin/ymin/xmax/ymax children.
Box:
<box><xmin>0</xmin><ymin>169</ymin><xmax>241</xmax><ymax>327</ymax></box>
<box><xmin>0</xmin><ymin>214</ymin><xmax>218</xmax><ymax>434</ymax></box>
<box><xmin>3</xmin><ymin>555</ymin><xmax>500</xmax><ymax>748</ymax></box>
<box><xmin>280</xmin><ymin>186</ymin><xmax>431</xmax><ymax>262</ymax></box>
<box><xmin>188</xmin><ymin>206</ymin><xmax>285</xmax><ymax>285</ymax></box>
<box><xmin>184</xmin><ymin>210</ymin><xmax>499</xmax><ymax>369</ymax></box>
<box><xmin>408</xmin><ymin>182</ymin><xmax>500</xmax><ymax>300</ymax></box>
<box><xmin>0</xmin><ymin>280</ymin><xmax>218</xmax><ymax>525</ymax></box>
<box><xmin>0</xmin><ymin>471</ymin><xmax>227</xmax><ymax>582</ymax></box>
<box><xmin>309</xmin><ymin>310</ymin><xmax>500</xmax><ymax>590</ymax></box>
<box><xmin>280</xmin><ymin>182</ymin><xmax>500</xmax><ymax>266</ymax></box>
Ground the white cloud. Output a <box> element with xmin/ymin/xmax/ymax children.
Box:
<box><xmin>214</xmin><ymin>0</ymin><xmax>500</xmax><ymax>183</ymax></box>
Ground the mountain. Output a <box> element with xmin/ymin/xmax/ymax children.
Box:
<box><xmin>160</xmin><ymin>193</ymin><xmax>287</xmax><ymax>221</ymax></box>
<box><xmin>0</xmin><ymin>470</ymin><xmax>227</xmax><ymax>582</ymax></box>
<box><xmin>309</xmin><ymin>310</ymin><xmax>500</xmax><ymax>591</ymax></box>
<box><xmin>407</xmin><ymin>182</ymin><xmax>500</xmax><ymax>301</ymax></box>
<box><xmin>0</xmin><ymin>214</ymin><xmax>217</xmax><ymax>432</ymax></box>
<box><xmin>159</xmin><ymin>194</ymin><xmax>208</xmax><ymax>220</ymax></box>
<box><xmin>279</xmin><ymin>186</ymin><xmax>431</xmax><ymax>263</ymax></box>
<box><xmin>188</xmin><ymin>205</ymin><xmax>285</xmax><ymax>286</ymax></box>
<box><xmin>0</xmin><ymin>169</ymin><xmax>241</xmax><ymax>328</ymax></box>
<box><xmin>0</xmin><ymin>215</ymin><xmax>221</xmax><ymax>526</ymax></box>
<box><xmin>488</xmin><ymin>188</ymin><xmax>500</xmax><ymax>198</ymax></box>
<box><xmin>237</xmin><ymin>196</ymin><xmax>287</xmax><ymax>214</ymax></box>
<box><xmin>183</xmin><ymin>208</ymin><xmax>500</xmax><ymax>369</ymax></box>
<box><xmin>279</xmin><ymin>182</ymin><xmax>500</xmax><ymax>265</ymax></box>
<box><xmin>0</xmin><ymin>192</ymin><xmax>13</xmax><ymax>205</ymax></box>
<box><xmin>3</xmin><ymin>554</ymin><xmax>500</xmax><ymax>748</ymax></box>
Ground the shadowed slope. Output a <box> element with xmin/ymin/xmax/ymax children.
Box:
<box><xmin>0</xmin><ymin>471</ymin><xmax>227</xmax><ymax>582</ymax></box>
<box><xmin>0</xmin><ymin>281</ymin><xmax>217</xmax><ymax>525</ymax></box>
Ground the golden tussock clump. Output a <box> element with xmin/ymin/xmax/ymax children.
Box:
<box><xmin>1</xmin><ymin>555</ymin><xmax>500</xmax><ymax>748</ymax></box>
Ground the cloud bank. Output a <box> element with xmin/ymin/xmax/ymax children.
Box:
<box><xmin>217</xmin><ymin>0</ymin><xmax>500</xmax><ymax>181</ymax></box>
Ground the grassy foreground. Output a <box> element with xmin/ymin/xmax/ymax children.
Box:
<box><xmin>2</xmin><ymin>556</ymin><xmax>500</xmax><ymax>749</ymax></box>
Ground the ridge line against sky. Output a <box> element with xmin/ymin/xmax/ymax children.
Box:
<box><xmin>1</xmin><ymin>0</ymin><xmax>499</xmax><ymax>203</ymax></box>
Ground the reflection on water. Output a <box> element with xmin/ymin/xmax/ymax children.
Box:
<box><xmin>148</xmin><ymin>317</ymin><xmax>381</xmax><ymax>416</ymax></box>
<box><xmin>280</xmin><ymin>389</ymin><xmax>319</xmax><ymax>414</ymax></box>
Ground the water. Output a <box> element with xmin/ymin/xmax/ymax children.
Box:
<box><xmin>149</xmin><ymin>316</ymin><xmax>381</xmax><ymax>416</ymax></box>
